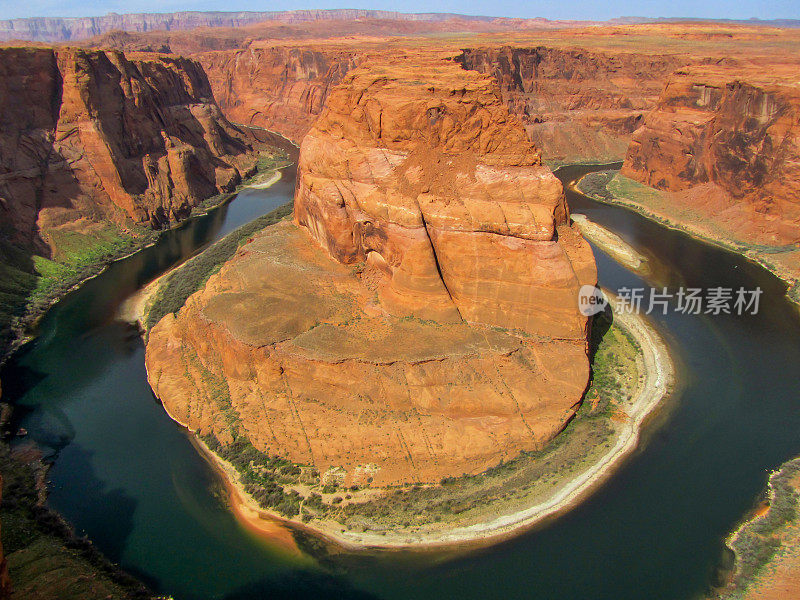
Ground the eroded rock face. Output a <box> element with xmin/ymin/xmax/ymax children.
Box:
<box><xmin>0</xmin><ymin>47</ymin><xmax>259</xmax><ymax>257</ymax></box>
<box><xmin>294</xmin><ymin>53</ymin><xmax>596</xmax><ymax>338</ymax></box>
<box><xmin>198</xmin><ymin>47</ymin><xmax>357</xmax><ymax>143</ymax></box>
<box><xmin>622</xmin><ymin>65</ymin><xmax>800</xmax><ymax>244</ymax></box>
<box><xmin>456</xmin><ymin>46</ymin><xmax>688</xmax><ymax>163</ymax></box>
<box><xmin>146</xmin><ymin>54</ymin><xmax>595</xmax><ymax>487</ymax></box>
<box><xmin>146</xmin><ymin>223</ymin><xmax>592</xmax><ymax>486</ymax></box>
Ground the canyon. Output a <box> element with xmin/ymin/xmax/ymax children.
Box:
<box><xmin>621</xmin><ymin>64</ymin><xmax>800</xmax><ymax>249</ymax></box>
<box><xmin>194</xmin><ymin>42</ymin><xmax>687</xmax><ymax>164</ymax></box>
<box><xmin>0</xmin><ymin>12</ymin><xmax>799</xmax><ymax>598</ymax></box>
<box><xmin>0</xmin><ymin>46</ymin><xmax>271</xmax><ymax>353</ymax></box>
<box><xmin>145</xmin><ymin>53</ymin><xmax>596</xmax><ymax>487</ymax></box>
<box><xmin>0</xmin><ymin>10</ymin><xmax>590</xmax><ymax>44</ymax></box>
<box><xmin>0</xmin><ymin>47</ymin><xmax>261</xmax><ymax>250</ymax></box>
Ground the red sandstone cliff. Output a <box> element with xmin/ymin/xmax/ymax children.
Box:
<box><xmin>294</xmin><ymin>52</ymin><xmax>596</xmax><ymax>337</ymax></box>
<box><xmin>196</xmin><ymin>43</ymin><xmax>690</xmax><ymax>164</ymax></box>
<box><xmin>456</xmin><ymin>46</ymin><xmax>690</xmax><ymax>163</ymax></box>
<box><xmin>0</xmin><ymin>47</ymin><xmax>260</xmax><ymax>258</ymax></box>
<box><xmin>622</xmin><ymin>65</ymin><xmax>800</xmax><ymax>246</ymax></box>
<box><xmin>197</xmin><ymin>47</ymin><xmax>358</xmax><ymax>143</ymax></box>
<box><xmin>146</xmin><ymin>53</ymin><xmax>595</xmax><ymax>487</ymax></box>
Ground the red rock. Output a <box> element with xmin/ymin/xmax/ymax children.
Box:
<box><xmin>146</xmin><ymin>52</ymin><xmax>596</xmax><ymax>486</ymax></box>
<box><xmin>294</xmin><ymin>52</ymin><xmax>596</xmax><ymax>338</ymax></box>
<box><xmin>0</xmin><ymin>47</ymin><xmax>261</xmax><ymax>257</ymax></box>
<box><xmin>622</xmin><ymin>65</ymin><xmax>800</xmax><ymax>245</ymax></box>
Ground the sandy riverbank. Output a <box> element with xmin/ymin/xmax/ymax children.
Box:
<box><xmin>192</xmin><ymin>292</ymin><xmax>674</xmax><ymax>550</ymax></box>
<box><xmin>571</xmin><ymin>213</ymin><xmax>649</xmax><ymax>275</ymax></box>
<box><xmin>574</xmin><ymin>173</ymin><xmax>800</xmax><ymax>307</ymax></box>
<box><xmin>245</xmin><ymin>170</ymin><xmax>282</xmax><ymax>189</ymax></box>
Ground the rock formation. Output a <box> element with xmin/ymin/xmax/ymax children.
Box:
<box><xmin>198</xmin><ymin>47</ymin><xmax>358</xmax><ymax>143</ymax></box>
<box><xmin>1</xmin><ymin>10</ymin><xmax>601</xmax><ymax>45</ymax></box>
<box><xmin>456</xmin><ymin>46</ymin><xmax>689</xmax><ymax>163</ymax></box>
<box><xmin>196</xmin><ymin>43</ymin><xmax>690</xmax><ymax>163</ymax></box>
<box><xmin>146</xmin><ymin>54</ymin><xmax>596</xmax><ymax>487</ymax></box>
<box><xmin>0</xmin><ymin>47</ymin><xmax>260</xmax><ymax>258</ymax></box>
<box><xmin>622</xmin><ymin>65</ymin><xmax>800</xmax><ymax>246</ymax></box>
<box><xmin>294</xmin><ymin>52</ymin><xmax>595</xmax><ymax>337</ymax></box>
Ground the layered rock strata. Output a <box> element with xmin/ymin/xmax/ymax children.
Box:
<box><xmin>146</xmin><ymin>54</ymin><xmax>596</xmax><ymax>487</ymax></box>
<box><xmin>456</xmin><ymin>46</ymin><xmax>688</xmax><ymax>163</ymax></box>
<box><xmin>198</xmin><ymin>47</ymin><xmax>358</xmax><ymax>143</ymax></box>
<box><xmin>294</xmin><ymin>53</ymin><xmax>596</xmax><ymax>338</ymax></box>
<box><xmin>0</xmin><ymin>47</ymin><xmax>260</xmax><ymax>257</ymax></box>
<box><xmin>622</xmin><ymin>65</ymin><xmax>800</xmax><ymax>246</ymax></box>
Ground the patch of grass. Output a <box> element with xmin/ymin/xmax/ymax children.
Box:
<box><xmin>576</xmin><ymin>170</ymin><xmax>616</xmax><ymax>201</ymax></box>
<box><xmin>201</xmin><ymin>433</ymin><xmax>311</xmax><ymax>518</ymax></box>
<box><xmin>606</xmin><ymin>173</ymin><xmax>669</xmax><ymax>206</ymax></box>
<box><xmin>0</xmin><ymin>225</ymin><xmax>156</xmax><ymax>356</ymax></box>
<box><xmin>727</xmin><ymin>458</ymin><xmax>800</xmax><ymax>591</ymax></box>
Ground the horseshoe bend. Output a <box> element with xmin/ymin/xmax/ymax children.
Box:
<box><xmin>143</xmin><ymin>52</ymin><xmax>671</xmax><ymax>544</ymax></box>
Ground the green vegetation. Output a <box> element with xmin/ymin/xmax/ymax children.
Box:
<box><xmin>0</xmin><ymin>148</ymin><xmax>292</xmax><ymax>359</ymax></box>
<box><xmin>143</xmin><ymin>201</ymin><xmax>293</xmax><ymax>332</ymax></box>
<box><xmin>0</xmin><ymin>446</ymin><xmax>151</xmax><ymax>599</ymax></box>
<box><xmin>202</xmin><ymin>311</ymin><xmax>642</xmax><ymax>533</ymax></box>
<box><xmin>725</xmin><ymin>458</ymin><xmax>800</xmax><ymax>593</ymax></box>
<box><xmin>187</xmin><ymin>149</ymin><xmax>292</xmax><ymax>218</ymax></box>
<box><xmin>0</xmin><ymin>225</ymin><xmax>156</xmax><ymax>355</ymax></box>
<box><xmin>201</xmin><ymin>433</ymin><xmax>314</xmax><ymax>518</ymax></box>
<box><xmin>576</xmin><ymin>170</ymin><xmax>616</xmax><ymax>201</ymax></box>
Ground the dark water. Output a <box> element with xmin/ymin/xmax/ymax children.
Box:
<box><xmin>2</xmin><ymin>163</ymin><xmax>800</xmax><ymax>600</ymax></box>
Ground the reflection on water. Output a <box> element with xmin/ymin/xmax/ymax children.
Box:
<box><xmin>2</xmin><ymin>164</ymin><xmax>799</xmax><ymax>600</ymax></box>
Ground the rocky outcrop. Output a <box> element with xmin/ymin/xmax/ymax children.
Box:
<box><xmin>456</xmin><ymin>47</ymin><xmax>689</xmax><ymax>163</ymax></box>
<box><xmin>621</xmin><ymin>65</ymin><xmax>800</xmax><ymax>245</ymax></box>
<box><xmin>0</xmin><ymin>47</ymin><xmax>260</xmax><ymax>257</ymax></box>
<box><xmin>198</xmin><ymin>47</ymin><xmax>358</xmax><ymax>143</ymax></box>
<box><xmin>146</xmin><ymin>54</ymin><xmax>595</xmax><ymax>487</ymax></box>
<box><xmin>295</xmin><ymin>53</ymin><xmax>596</xmax><ymax>337</ymax></box>
<box><xmin>196</xmin><ymin>44</ymin><xmax>685</xmax><ymax>163</ymax></box>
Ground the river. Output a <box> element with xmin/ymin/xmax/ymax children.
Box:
<box><xmin>2</xmin><ymin>164</ymin><xmax>799</xmax><ymax>600</ymax></box>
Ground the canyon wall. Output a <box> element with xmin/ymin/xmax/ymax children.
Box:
<box><xmin>197</xmin><ymin>43</ymin><xmax>687</xmax><ymax>164</ymax></box>
<box><xmin>621</xmin><ymin>65</ymin><xmax>800</xmax><ymax>245</ymax></box>
<box><xmin>0</xmin><ymin>47</ymin><xmax>260</xmax><ymax>258</ymax></box>
<box><xmin>146</xmin><ymin>53</ymin><xmax>596</xmax><ymax>487</ymax></box>
<box><xmin>198</xmin><ymin>47</ymin><xmax>358</xmax><ymax>143</ymax></box>
<box><xmin>457</xmin><ymin>46</ymin><xmax>689</xmax><ymax>163</ymax></box>
<box><xmin>0</xmin><ymin>10</ymin><xmax>498</xmax><ymax>43</ymax></box>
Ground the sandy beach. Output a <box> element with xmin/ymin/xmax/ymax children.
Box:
<box><xmin>571</xmin><ymin>213</ymin><xmax>649</xmax><ymax>275</ymax></box>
